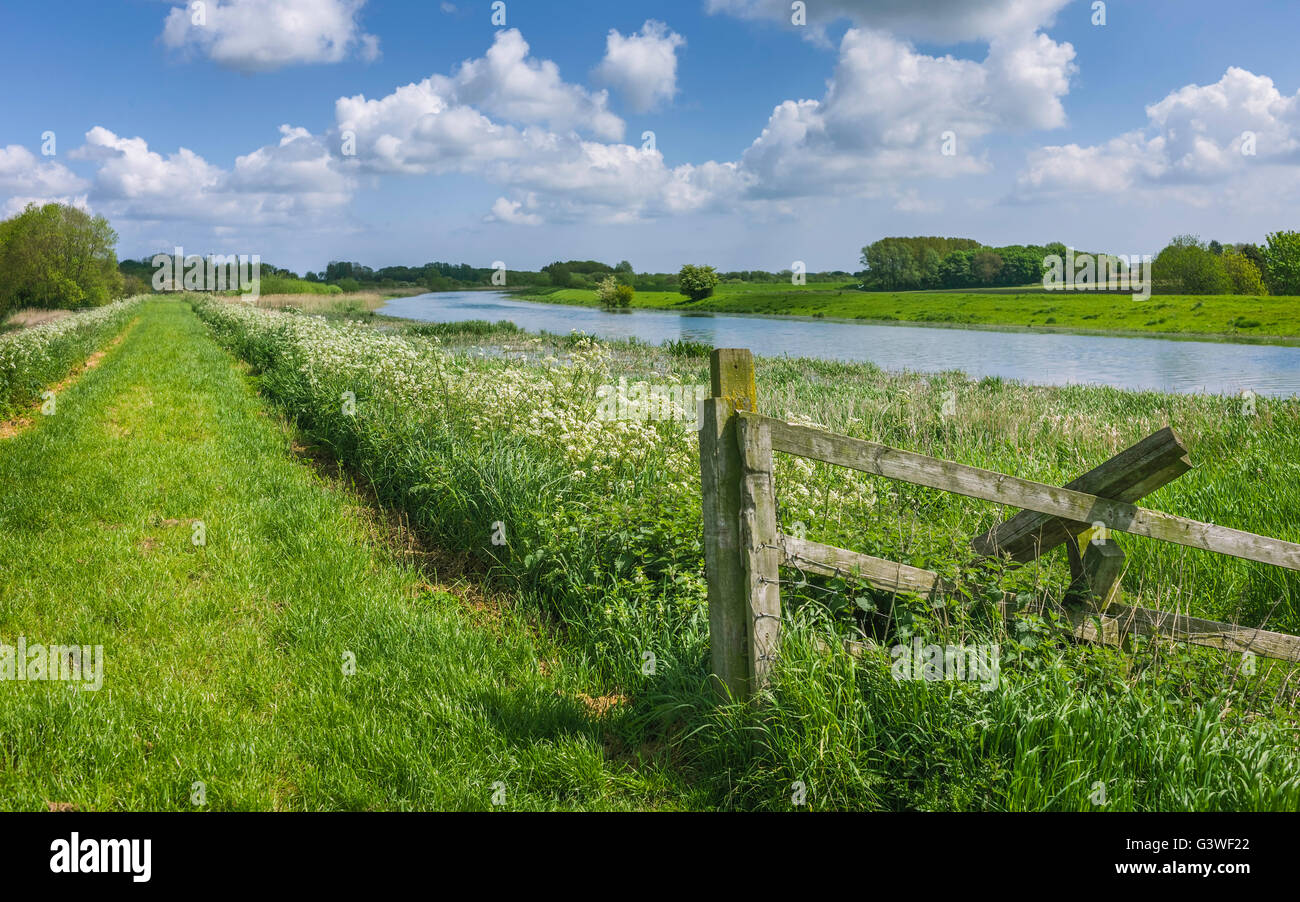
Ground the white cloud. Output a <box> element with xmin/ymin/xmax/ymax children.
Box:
<box><xmin>488</xmin><ymin>196</ymin><xmax>542</xmax><ymax>225</ymax></box>
<box><xmin>0</xmin><ymin>145</ymin><xmax>89</xmax><ymax>200</ymax></box>
<box><xmin>69</xmin><ymin>126</ymin><xmax>352</xmax><ymax>227</ymax></box>
<box><xmin>737</xmin><ymin>27</ymin><xmax>1075</xmax><ymax>198</ymax></box>
<box><xmin>160</xmin><ymin>0</ymin><xmax>379</xmax><ymax>73</ymax></box>
<box><xmin>706</xmin><ymin>0</ymin><xmax>1071</xmax><ymax>43</ymax></box>
<box><xmin>1</xmin><ymin>195</ymin><xmax>91</xmax><ymax>219</ymax></box>
<box><xmin>1017</xmin><ymin>67</ymin><xmax>1300</xmax><ymax>201</ymax></box>
<box><xmin>2</xmin><ymin>13</ymin><xmax>1081</xmax><ymax>241</ymax></box>
<box><xmin>594</xmin><ymin>20</ymin><xmax>686</xmax><ymax>113</ymax></box>
<box><xmin>334</xmin><ymin>21</ymin><xmax>1073</xmax><ymax>223</ymax></box>
<box><xmin>434</xmin><ymin>29</ymin><xmax>623</xmax><ymax>139</ymax></box>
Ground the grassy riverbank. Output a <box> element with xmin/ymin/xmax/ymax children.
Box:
<box><xmin>4</xmin><ymin>295</ymin><xmax>1298</xmax><ymax>810</ymax></box>
<box><xmin>0</xmin><ymin>299</ymin><xmax>690</xmax><ymax>810</ymax></box>
<box><xmin>519</xmin><ymin>284</ymin><xmax>1300</xmax><ymax>343</ymax></box>
<box><xmin>191</xmin><ymin>297</ymin><xmax>1300</xmax><ymax>810</ymax></box>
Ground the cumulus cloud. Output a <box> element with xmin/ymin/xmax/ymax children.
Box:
<box><xmin>706</xmin><ymin>0</ymin><xmax>1071</xmax><ymax>43</ymax></box>
<box><xmin>487</xmin><ymin>195</ymin><xmax>542</xmax><ymax>225</ymax></box>
<box><xmin>330</xmin><ymin>31</ymin><xmax>740</xmax><ymax>223</ymax></box>
<box><xmin>435</xmin><ymin>29</ymin><xmax>623</xmax><ymax>139</ymax></box>
<box><xmin>69</xmin><ymin>125</ymin><xmax>352</xmax><ymax>226</ymax></box>
<box><xmin>1</xmin><ymin>193</ymin><xmax>90</xmax><ymax>219</ymax></box>
<box><xmin>0</xmin><ymin>145</ymin><xmax>89</xmax><ymax>201</ymax></box>
<box><xmin>738</xmin><ymin>26</ymin><xmax>1075</xmax><ymax>198</ymax></box>
<box><xmin>594</xmin><ymin>20</ymin><xmax>686</xmax><ymax>113</ymax></box>
<box><xmin>332</xmin><ymin>19</ymin><xmax>1073</xmax><ymax>222</ymax></box>
<box><xmin>1016</xmin><ymin>67</ymin><xmax>1300</xmax><ymax>200</ymax></box>
<box><xmin>3</xmin><ymin>8</ymin><xmax>1081</xmax><ymax>237</ymax></box>
<box><xmin>160</xmin><ymin>0</ymin><xmax>379</xmax><ymax>73</ymax></box>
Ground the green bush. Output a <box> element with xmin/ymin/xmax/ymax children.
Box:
<box><xmin>678</xmin><ymin>264</ymin><xmax>720</xmax><ymax>301</ymax></box>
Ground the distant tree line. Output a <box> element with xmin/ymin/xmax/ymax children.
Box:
<box><xmin>1152</xmin><ymin>234</ymin><xmax>1299</xmax><ymax>295</ymax></box>
<box><xmin>859</xmin><ymin>236</ymin><xmax>1081</xmax><ymax>290</ymax></box>
<box><xmin>860</xmin><ymin>233</ymin><xmax>1300</xmax><ymax>295</ymax></box>
<box><xmin>280</xmin><ymin>258</ymin><xmax>856</xmax><ymax>294</ymax></box>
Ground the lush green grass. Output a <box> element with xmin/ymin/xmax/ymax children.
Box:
<box><xmin>520</xmin><ymin>283</ymin><xmax>1300</xmax><ymax>343</ymax></box>
<box><xmin>402</xmin><ymin>318</ymin><xmax>525</xmax><ymax>339</ymax></box>
<box><xmin>0</xmin><ymin>296</ymin><xmax>142</xmax><ymax>419</ymax></box>
<box><xmin>193</xmin><ymin>296</ymin><xmax>1300</xmax><ymax>810</ymax></box>
<box><xmin>256</xmin><ymin>275</ymin><xmax>343</xmax><ymax>296</ymax></box>
<box><xmin>0</xmin><ymin>298</ymin><xmax>691</xmax><ymax>810</ymax></box>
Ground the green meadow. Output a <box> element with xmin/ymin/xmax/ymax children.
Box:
<box><xmin>2</xmin><ymin>296</ymin><xmax>1299</xmax><ymax>811</ymax></box>
<box><xmin>521</xmin><ymin>283</ymin><xmax>1300</xmax><ymax>343</ymax></box>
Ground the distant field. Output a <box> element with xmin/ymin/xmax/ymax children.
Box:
<box><xmin>256</xmin><ymin>275</ymin><xmax>343</xmax><ymax>296</ymax></box>
<box><xmin>255</xmin><ymin>290</ymin><xmax>396</xmax><ymax>316</ymax></box>
<box><xmin>519</xmin><ymin>283</ymin><xmax>1300</xmax><ymax>342</ymax></box>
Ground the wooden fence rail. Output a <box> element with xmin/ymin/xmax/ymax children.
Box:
<box><xmin>698</xmin><ymin>348</ymin><xmax>1300</xmax><ymax>700</ymax></box>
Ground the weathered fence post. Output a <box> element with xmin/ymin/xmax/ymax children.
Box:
<box><xmin>737</xmin><ymin>412</ymin><xmax>782</xmax><ymax>692</ymax></box>
<box><xmin>700</xmin><ymin>349</ymin><xmax>759</xmax><ymax>699</ymax></box>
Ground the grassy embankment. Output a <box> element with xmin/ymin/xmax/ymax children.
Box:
<box><xmin>191</xmin><ymin>298</ymin><xmax>1300</xmax><ymax>810</ymax></box>
<box><xmin>254</xmin><ymin>273</ymin><xmax>425</xmax><ymax>314</ymax></box>
<box><xmin>520</xmin><ymin>283</ymin><xmax>1300</xmax><ymax>343</ymax></box>
<box><xmin>5</xmin><ymin>295</ymin><xmax>1299</xmax><ymax>809</ymax></box>
<box><xmin>1</xmin><ymin>297</ymin><xmax>143</xmax><ymax>421</ymax></box>
<box><xmin>0</xmin><ymin>298</ymin><xmax>692</xmax><ymax>810</ymax></box>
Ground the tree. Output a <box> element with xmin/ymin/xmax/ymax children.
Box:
<box><xmin>1263</xmin><ymin>230</ymin><xmax>1300</xmax><ymax>295</ymax></box>
<box><xmin>972</xmin><ymin>249</ymin><xmax>1004</xmax><ymax>285</ymax></box>
<box><xmin>998</xmin><ymin>246</ymin><xmax>1045</xmax><ymax>285</ymax></box>
<box><xmin>542</xmin><ymin>261</ymin><xmax>573</xmax><ymax>288</ymax></box>
<box><xmin>596</xmin><ymin>274</ymin><xmax>620</xmax><ymax>308</ymax></box>
<box><xmin>678</xmin><ymin>264</ymin><xmax>719</xmax><ymax>301</ymax></box>
<box><xmin>0</xmin><ymin>203</ymin><xmax>124</xmax><ymax>315</ymax></box>
<box><xmin>1221</xmin><ymin>251</ymin><xmax>1267</xmax><ymax>295</ymax></box>
<box><xmin>860</xmin><ymin>240</ymin><xmax>919</xmax><ymax>289</ymax></box>
<box><xmin>938</xmin><ymin>250</ymin><xmax>972</xmax><ymax>288</ymax></box>
<box><xmin>1235</xmin><ymin>243</ymin><xmax>1268</xmax><ymax>284</ymax></box>
<box><xmin>1154</xmin><ymin>235</ymin><xmax>1231</xmax><ymax>294</ymax></box>
<box><xmin>918</xmin><ymin>248</ymin><xmax>943</xmax><ymax>288</ymax></box>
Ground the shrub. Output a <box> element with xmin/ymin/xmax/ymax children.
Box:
<box><xmin>678</xmin><ymin>264</ymin><xmax>720</xmax><ymax>301</ymax></box>
<box><xmin>1263</xmin><ymin>230</ymin><xmax>1300</xmax><ymax>295</ymax></box>
<box><xmin>596</xmin><ymin>275</ymin><xmax>619</xmax><ymax>308</ymax></box>
<box><xmin>1222</xmin><ymin>251</ymin><xmax>1267</xmax><ymax>296</ymax></box>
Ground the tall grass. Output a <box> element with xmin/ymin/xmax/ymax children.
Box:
<box><xmin>0</xmin><ymin>295</ymin><xmax>142</xmax><ymax>418</ymax></box>
<box><xmin>256</xmin><ymin>275</ymin><xmax>342</xmax><ymax>296</ymax></box>
<box><xmin>193</xmin><ymin>295</ymin><xmax>1300</xmax><ymax>810</ymax></box>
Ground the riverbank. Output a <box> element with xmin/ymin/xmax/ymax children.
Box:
<box><xmin>0</xmin><ymin>299</ymin><xmax>687</xmax><ymax>810</ymax></box>
<box><xmin>517</xmin><ymin>284</ymin><xmax>1300</xmax><ymax>345</ymax></box>
<box><xmin>12</xmin><ymin>295</ymin><xmax>1295</xmax><ymax>809</ymax></box>
<box><xmin>371</xmin><ymin>290</ymin><xmax>1300</xmax><ymax>397</ymax></box>
<box><xmin>193</xmin><ymin>296</ymin><xmax>1300</xmax><ymax>810</ymax></box>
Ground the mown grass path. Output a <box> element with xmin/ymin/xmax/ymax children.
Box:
<box><xmin>0</xmin><ymin>299</ymin><xmax>683</xmax><ymax>810</ymax></box>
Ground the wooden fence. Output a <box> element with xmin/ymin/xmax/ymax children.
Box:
<box><xmin>699</xmin><ymin>348</ymin><xmax>1300</xmax><ymax>700</ymax></box>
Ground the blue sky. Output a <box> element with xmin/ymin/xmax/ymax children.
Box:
<box><xmin>2</xmin><ymin>0</ymin><xmax>1299</xmax><ymax>274</ymax></box>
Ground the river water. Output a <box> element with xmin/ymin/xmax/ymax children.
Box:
<box><xmin>378</xmin><ymin>290</ymin><xmax>1300</xmax><ymax>398</ymax></box>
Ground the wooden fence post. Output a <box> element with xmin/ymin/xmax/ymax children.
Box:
<box><xmin>700</xmin><ymin>349</ymin><xmax>758</xmax><ymax>700</ymax></box>
<box><xmin>737</xmin><ymin>414</ymin><xmax>781</xmax><ymax>692</ymax></box>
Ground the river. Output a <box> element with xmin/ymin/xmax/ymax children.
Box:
<box><xmin>378</xmin><ymin>290</ymin><xmax>1300</xmax><ymax>398</ymax></box>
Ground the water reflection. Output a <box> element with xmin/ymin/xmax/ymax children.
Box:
<box><xmin>378</xmin><ymin>290</ymin><xmax>1300</xmax><ymax>398</ymax></box>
